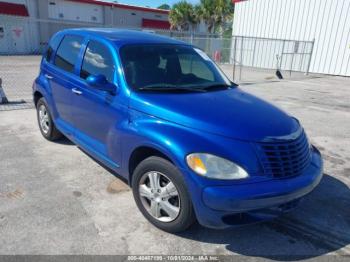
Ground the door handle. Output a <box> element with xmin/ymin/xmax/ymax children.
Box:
<box><xmin>45</xmin><ymin>74</ymin><xmax>53</xmax><ymax>80</ymax></box>
<box><xmin>72</xmin><ymin>88</ymin><xmax>82</xmax><ymax>95</ymax></box>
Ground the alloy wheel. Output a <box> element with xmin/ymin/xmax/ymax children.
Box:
<box><xmin>139</xmin><ymin>171</ymin><xmax>180</xmax><ymax>222</ymax></box>
<box><xmin>38</xmin><ymin>104</ymin><xmax>50</xmax><ymax>134</ymax></box>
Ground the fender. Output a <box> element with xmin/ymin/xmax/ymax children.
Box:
<box><xmin>33</xmin><ymin>76</ymin><xmax>56</xmax><ymax>118</ymax></box>
<box><xmin>120</xmin><ymin>109</ymin><xmax>263</xmax><ymax>187</ymax></box>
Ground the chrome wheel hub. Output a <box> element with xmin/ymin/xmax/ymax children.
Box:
<box><xmin>38</xmin><ymin>104</ymin><xmax>50</xmax><ymax>134</ymax></box>
<box><xmin>139</xmin><ymin>171</ymin><xmax>180</xmax><ymax>222</ymax></box>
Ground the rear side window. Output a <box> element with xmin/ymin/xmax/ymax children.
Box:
<box><xmin>80</xmin><ymin>40</ymin><xmax>114</xmax><ymax>83</ymax></box>
<box><xmin>44</xmin><ymin>34</ymin><xmax>62</xmax><ymax>63</ymax></box>
<box><xmin>54</xmin><ymin>35</ymin><xmax>83</xmax><ymax>73</ymax></box>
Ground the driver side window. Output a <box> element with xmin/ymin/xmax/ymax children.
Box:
<box><xmin>80</xmin><ymin>40</ymin><xmax>114</xmax><ymax>84</ymax></box>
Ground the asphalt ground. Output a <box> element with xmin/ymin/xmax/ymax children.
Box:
<box><xmin>0</xmin><ymin>57</ymin><xmax>349</xmax><ymax>258</ymax></box>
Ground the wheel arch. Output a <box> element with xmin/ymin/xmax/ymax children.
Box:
<box><xmin>128</xmin><ymin>146</ymin><xmax>175</xmax><ymax>185</ymax></box>
<box><xmin>33</xmin><ymin>91</ymin><xmax>43</xmax><ymax>107</ymax></box>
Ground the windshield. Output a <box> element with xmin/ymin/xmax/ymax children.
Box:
<box><xmin>119</xmin><ymin>44</ymin><xmax>232</xmax><ymax>91</ymax></box>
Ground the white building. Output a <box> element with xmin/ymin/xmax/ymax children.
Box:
<box><xmin>232</xmin><ymin>0</ymin><xmax>350</xmax><ymax>76</ymax></box>
<box><xmin>0</xmin><ymin>0</ymin><xmax>172</xmax><ymax>54</ymax></box>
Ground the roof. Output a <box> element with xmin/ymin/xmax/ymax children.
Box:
<box><xmin>60</xmin><ymin>28</ymin><xmax>187</xmax><ymax>46</ymax></box>
<box><xmin>68</xmin><ymin>0</ymin><xmax>169</xmax><ymax>14</ymax></box>
<box><xmin>0</xmin><ymin>1</ymin><xmax>29</xmax><ymax>17</ymax></box>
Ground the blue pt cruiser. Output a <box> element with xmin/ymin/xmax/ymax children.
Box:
<box><xmin>33</xmin><ymin>29</ymin><xmax>323</xmax><ymax>232</ymax></box>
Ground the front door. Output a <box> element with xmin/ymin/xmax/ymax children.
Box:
<box><xmin>71</xmin><ymin>39</ymin><xmax>122</xmax><ymax>168</ymax></box>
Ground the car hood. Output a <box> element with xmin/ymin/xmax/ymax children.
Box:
<box><xmin>129</xmin><ymin>88</ymin><xmax>300</xmax><ymax>142</ymax></box>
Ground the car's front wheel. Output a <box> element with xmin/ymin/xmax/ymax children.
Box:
<box><xmin>132</xmin><ymin>156</ymin><xmax>196</xmax><ymax>233</ymax></box>
<box><xmin>36</xmin><ymin>97</ymin><xmax>62</xmax><ymax>141</ymax></box>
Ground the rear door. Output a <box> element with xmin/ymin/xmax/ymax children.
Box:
<box><xmin>47</xmin><ymin>34</ymin><xmax>84</xmax><ymax>136</ymax></box>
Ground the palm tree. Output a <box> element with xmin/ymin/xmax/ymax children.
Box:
<box><xmin>169</xmin><ymin>1</ymin><xmax>199</xmax><ymax>31</ymax></box>
<box><xmin>196</xmin><ymin>0</ymin><xmax>234</xmax><ymax>33</ymax></box>
<box><xmin>158</xmin><ymin>4</ymin><xmax>171</xmax><ymax>10</ymax></box>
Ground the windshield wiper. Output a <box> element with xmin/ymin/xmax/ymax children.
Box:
<box><xmin>138</xmin><ymin>84</ymin><xmax>206</xmax><ymax>92</ymax></box>
<box><xmin>199</xmin><ymin>83</ymin><xmax>233</xmax><ymax>91</ymax></box>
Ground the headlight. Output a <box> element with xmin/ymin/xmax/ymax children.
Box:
<box><xmin>186</xmin><ymin>153</ymin><xmax>249</xmax><ymax>180</ymax></box>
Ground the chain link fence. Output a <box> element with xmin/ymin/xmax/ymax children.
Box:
<box><xmin>0</xmin><ymin>16</ymin><xmax>314</xmax><ymax>110</ymax></box>
<box><xmin>230</xmin><ymin>36</ymin><xmax>315</xmax><ymax>84</ymax></box>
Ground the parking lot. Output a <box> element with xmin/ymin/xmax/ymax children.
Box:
<box><xmin>0</xmin><ymin>58</ymin><xmax>350</xmax><ymax>258</ymax></box>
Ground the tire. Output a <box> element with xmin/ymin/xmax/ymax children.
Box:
<box><xmin>132</xmin><ymin>156</ymin><xmax>196</xmax><ymax>233</ymax></box>
<box><xmin>36</xmin><ymin>97</ymin><xmax>62</xmax><ymax>141</ymax></box>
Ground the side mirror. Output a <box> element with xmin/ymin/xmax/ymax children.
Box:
<box><xmin>86</xmin><ymin>74</ymin><xmax>116</xmax><ymax>94</ymax></box>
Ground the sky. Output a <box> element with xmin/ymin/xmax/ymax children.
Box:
<box><xmin>106</xmin><ymin>0</ymin><xmax>200</xmax><ymax>8</ymax></box>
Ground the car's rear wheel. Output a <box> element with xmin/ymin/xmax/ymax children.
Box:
<box><xmin>132</xmin><ymin>156</ymin><xmax>196</xmax><ymax>233</ymax></box>
<box><xmin>36</xmin><ymin>97</ymin><xmax>62</xmax><ymax>141</ymax></box>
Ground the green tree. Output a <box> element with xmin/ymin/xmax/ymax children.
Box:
<box><xmin>196</xmin><ymin>0</ymin><xmax>234</xmax><ymax>33</ymax></box>
<box><xmin>169</xmin><ymin>1</ymin><xmax>199</xmax><ymax>31</ymax></box>
<box><xmin>158</xmin><ymin>4</ymin><xmax>171</xmax><ymax>10</ymax></box>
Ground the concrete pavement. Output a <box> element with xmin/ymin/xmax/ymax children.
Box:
<box><xmin>0</xmin><ymin>75</ymin><xmax>349</xmax><ymax>258</ymax></box>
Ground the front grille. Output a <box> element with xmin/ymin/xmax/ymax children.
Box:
<box><xmin>255</xmin><ymin>129</ymin><xmax>311</xmax><ymax>178</ymax></box>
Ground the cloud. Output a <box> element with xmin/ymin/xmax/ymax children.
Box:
<box><xmin>84</xmin><ymin>47</ymin><xmax>108</xmax><ymax>68</ymax></box>
<box><xmin>71</xmin><ymin>41</ymin><xmax>81</xmax><ymax>49</ymax></box>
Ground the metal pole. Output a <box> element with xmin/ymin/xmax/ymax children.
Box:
<box><xmin>280</xmin><ymin>40</ymin><xmax>286</xmax><ymax>70</ymax></box>
<box><xmin>305</xmin><ymin>38</ymin><xmax>315</xmax><ymax>75</ymax></box>
<box><xmin>290</xmin><ymin>53</ymin><xmax>294</xmax><ymax>77</ymax></box>
<box><xmin>232</xmin><ymin>37</ymin><xmax>237</xmax><ymax>81</ymax></box>
<box><xmin>190</xmin><ymin>27</ymin><xmax>193</xmax><ymax>44</ymax></box>
<box><xmin>299</xmin><ymin>42</ymin><xmax>305</xmax><ymax>72</ymax></box>
<box><xmin>290</xmin><ymin>41</ymin><xmax>296</xmax><ymax>77</ymax></box>
<box><xmin>239</xmin><ymin>36</ymin><xmax>243</xmax><ymax>81</ymax></box>
<box><xmin>251</xmin><ymin>38</ymin><xmax>257</xmax><ymax>67</ymax></box>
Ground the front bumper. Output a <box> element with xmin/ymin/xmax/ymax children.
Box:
<box><xmin>189</xmin><ymin>146</ymin><xmax>323</xmax><ymax>229</ymax></box>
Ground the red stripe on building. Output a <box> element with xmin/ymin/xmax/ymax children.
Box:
<box><xmin>68</xmin><ymin>0</ymin><xmax>169</xmax><ymax>14</ymax></box>
<box><xmin>0</xmin><ymin>1</ymin><xmax>29</xmax><ymax>17</ymax></box>
<box><xmin>232</xmin><ymin>0</ymin><xmax>248</xmax><ymax>3</ymax></box>
<box><xmin>142</xmin><ymin>18</ymin><xmax>171</xmax><ymax>30</ymax></box>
